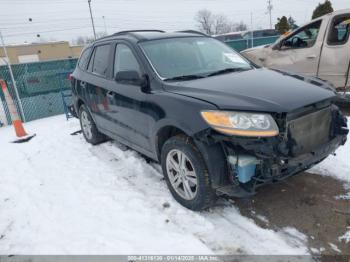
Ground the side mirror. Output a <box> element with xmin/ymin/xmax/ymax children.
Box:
<box><xmin>272</xmin><ymin>41</ymin><xmax>282</xmax><ymax>50</ymax></box>
<box><xmin>115</xmin><ymin>70</ymin><xmax>141</xmax><ymax>85</ymax></box>
<box><xmin>115</xmin><ymin>70</ymin><xmax>150</xmax><ymax>92</ymax></box>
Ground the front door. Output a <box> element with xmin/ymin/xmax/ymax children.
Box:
<box><xmin>106</xmin><ymin>42</ymin><xmax>151</xmax><ymax>152</ymax></box>
<box><xmin>266</xmin><ymin>19</ymin><xmax>324</xmax><ymax>76</ymax></box>
<box><xmin>318</xmin><ymin>14</ymin><xmax>350</xmax><ymax>90</ymax></box>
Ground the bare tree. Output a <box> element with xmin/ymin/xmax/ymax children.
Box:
<box><xmin>213</xmin><ymin>14</ymin><xmax>234</xmax><ymax>35</ymax></box>
<box><xmin>195</xmin><ymin>9</ymin><xmax>248</xmax><ymax>35</ymax></box>
<box><xmin>234</xmin><ymin>21</ymin><xmax>248</xmax><ymax>31</ymax></box>
<box><xmin>195</xmin><ymin>9</ymin><xmax>214</xmax><ymax>35</ymax></box>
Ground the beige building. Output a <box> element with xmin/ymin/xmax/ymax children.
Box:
<box><xmin>0</xmin><ymin>41</ymin><xmax>84</xmax><ymax>65</ymax></box>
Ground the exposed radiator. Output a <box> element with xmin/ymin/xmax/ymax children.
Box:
<box><xmin>288</xmin><ymin>107</ymin><xmax>332</xmax><ymax>156</ymax></box>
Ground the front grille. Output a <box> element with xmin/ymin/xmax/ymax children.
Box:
<box><xmin>288</xmin><ymin>107</ymin><xmax>332</xmax><ymax>156</ymax></box>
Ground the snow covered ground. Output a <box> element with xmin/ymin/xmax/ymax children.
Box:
<box><xmin>0</xmin><ymin>115</ymin><xmax>348</xmax><ymax>255</ymax></box>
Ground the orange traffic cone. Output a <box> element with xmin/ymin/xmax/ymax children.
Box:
<box><xmin>0</xmin><ymin>79</ymin><xmax>34</xmax><ymax>142</ymax></box>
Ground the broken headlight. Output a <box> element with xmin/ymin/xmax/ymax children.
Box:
<box><xmin>201</xmin><ymin>110</ymin><xmax>279</xmax><ymax>137</ymax></box>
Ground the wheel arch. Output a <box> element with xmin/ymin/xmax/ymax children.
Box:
<box><xmin>155</xmin><ymin>124</ymin><xmax>229</xmax><ymax>189</ymax></box>
<box><xmin>76</xmin><ymin>98</ymin><xmax>85</xmax><ymax>111</ymax></box>
<box><xmin>155</xmin><ymin>125</ymin><xmax>189</xmax><ymax>161</ymax></box>
<box><xmin>75</xmin><ymin>97</ymin><xmax>98</xmax><ymax>124</ymax></box>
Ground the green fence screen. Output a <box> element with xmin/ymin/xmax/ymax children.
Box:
<box><xmin>0</xmin><ymin>58</ymin><xmax>77</xmax><ymax>124</ymax></box>
<box><xmin>225</xmin><ymin>36</ymin><xmax>280</xmax><ymax>52</ymax></box>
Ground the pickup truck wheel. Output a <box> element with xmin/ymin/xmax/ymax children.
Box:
<box><xmin>161</xmin><ymin>135</ymin><xmax>216</xmax><ymax>210</ymax></box>
<box><xmin>79</xmin><ymin>104</ymin><xmax>106</xmax><ymax>145</ymax></box>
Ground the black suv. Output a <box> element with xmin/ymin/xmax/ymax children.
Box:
<box><xmin>71</xmin><ymin>30</ymin><xmax>348</xmax><ymax>210</ymax></box>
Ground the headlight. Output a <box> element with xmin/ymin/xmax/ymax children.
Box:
<box><xmin>201</xmin><ymin>110</ymin><xmax>279</xmax><ymax>137</ymax></box>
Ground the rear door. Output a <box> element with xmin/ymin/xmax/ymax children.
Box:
<box><xmin>265</xmin><ymin>19</ymin><xmax>324</xmax><ymax>76</ymax></box>
<box><xmin>84</xmin><ymin>43</ymin><xmax>115</xmax><ymax>130</ymax></box>
<box><xmin>318</xmin><ymin>14</ymin><xmax>350</xmax><ymax>90</ymax></box>
<box><xmin>74</xmin><ymin>46</ymin><xmax>92</xmax><ymax>110</ymax></box>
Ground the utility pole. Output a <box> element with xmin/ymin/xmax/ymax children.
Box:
<box><xmin>88</xmin><ymin>0</ymin><xmax>97</xmax><ymax>40</ymax></box>
<box><xmin>267</xmin><ymin>0</ymin><xmax>273</xmax><ymax>29</ymax></box>
<box><xmin>0</xmin><ymin>30</ymin><xmax>26</xmax><ymax>122</ymax></box>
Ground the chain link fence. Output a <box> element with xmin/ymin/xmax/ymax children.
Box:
<box><xmin>0</xmin><ymin>58</ymin><xmax>77</xmax><ymax>125</ymax></box>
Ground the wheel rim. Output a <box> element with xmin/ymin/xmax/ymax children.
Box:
<box><xmin>81</xmin><ymin>111</ymin><xmax>93</xmax><ymax>140</ymax></box>
<box><xmin>166</xmin><ymin>149</ymin><xmax>198</xmax><ymax>200</ymax></box>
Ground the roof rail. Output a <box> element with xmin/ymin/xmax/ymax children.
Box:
<box><xmin>176</xmin><ymin>30</ymin><xmax>208</xmax><ymax>36</ymax></box>
<box><xmin>96</xmin><ymin>30</ymin><xmax>165</xmax><ymax>42</ymax></box>
<box><xmin>112</xmin><ymin>30</ymin><xmax>165</xmax><ymax>36</ymax></box>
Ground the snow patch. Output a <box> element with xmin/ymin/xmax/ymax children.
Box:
<box><xmin>279</xmin><ymin>227</ymin><xmax>308</xmax><ymax>249</ymax></box>
<box><xmin>328</xmin><ymin>243</ymin><xmax>341</xmax><ymax>253</ymax></box>
<box><xmin>338</xmin><ymin>230</ymin><xmax>350</xmax><ymax>244</ymax></box>
<box><xmin>255</xmin><ymin>214</ymin><xmax>269</xmax><ymax>224</ymax></box>
<box><xmin>335</xmin><ymin>192</ymin><xmax>350</xmax><ymax>200</ymax></box>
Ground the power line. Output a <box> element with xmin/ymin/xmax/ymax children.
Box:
<box><xmin>3</xmin><ymin>26</ymin><xmax>96</xmax><ymax>37</ymax></box>
<box><xmin>0</xmin><ymin>17</ymin><xmax>92</xmax><ymax>27</ymax></box>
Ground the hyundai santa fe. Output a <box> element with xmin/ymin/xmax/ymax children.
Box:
<box><xmin>71</xmin><ymin>30</ymin><xmax>348</xmax><ymax>210</ymax></box>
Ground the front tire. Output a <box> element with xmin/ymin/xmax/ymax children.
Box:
<box><xmin>161</xmin><ymin>135</ymin><xmax>216</xmax><ymax>210</ymax></box>
<box><xmin>79</xmin><ymin>104</ymin><xmax>106</xmax><ymax>145</ymax></box>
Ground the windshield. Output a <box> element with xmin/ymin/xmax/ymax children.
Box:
<box><xmin>139</xmin><ymin>37</ymin><xmax>252</xmax><ymax>80</ymax></box>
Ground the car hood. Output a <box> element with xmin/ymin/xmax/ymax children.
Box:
<box><xmin>164</xmin><ymin>68</ymin><xmax>336</xmax><ymax>113</ymax></box>
<box><xmin>240</xmin><ymin>47</ymin><xmax>270</xmax><ymax>66</ymax></box>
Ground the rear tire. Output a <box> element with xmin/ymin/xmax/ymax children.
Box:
<box><xmin>79</xmin><ymin>104</ymin><xmax>106</xmax><ymax>145</ymax></box>
<box><xmin>161</xmin><ymin>135</ymin><xmax>216</xmax><ymax>211</ymax></box>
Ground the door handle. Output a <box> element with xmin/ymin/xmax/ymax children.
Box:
<box><xmin>307</xmin><ymin>55</ymin><xmax>316</xmax><ymax>59</ymax></box>
<box><xmin>106</xmin><ymin>91</ymin><xmax>115</xmax><ymax>98</ymax></box>
<box><xmin>80</xmin><ymin>81</ymin><xmax>86</xmax><ymax>88</ymax></box>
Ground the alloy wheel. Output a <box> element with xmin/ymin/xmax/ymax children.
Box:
<box><xmin>81</xmin><ymin>111</ymin><xmax>93</xmax><ymax>140</ymax></box>
<box><xmin>166</xmin><ymin>149</ymin><xmax>198</xmax><ymax>200</ymax></box>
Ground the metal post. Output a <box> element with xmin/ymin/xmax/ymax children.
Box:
<box><xmin>0</xmin><ymin>30</ymin><xmax>26</xmax><ymax>122</ymax></box>
<box><xmin>267</xmin><ymin>0</ymin><xmax>273</xmax><ymax>29</ymax></box>
<box><xmin>250</xmin><ymin>12</ymin><xmax>254</xmax><ymax>48</ymax></box>
<box><xmin>88</xmin><ymin>0</ymin><xmax>97</xmax><ymax>40</ymax></box>
<box><xmin>102</xmin><ymin>16</ymin><xmax>108</xmax><ymax>34</ymax></box>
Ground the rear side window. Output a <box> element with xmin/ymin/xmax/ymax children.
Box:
<box><xmin>90</xmin><ymin>44</ymin><xmax>110</xmax><ymax>76</ymax></box>
<box><xmin>327</xmin><ymin>15</ymin><xmax>350</xmax><ymax>45</ymax></box>
<box><xmin>78</xmin><ymin>47</ymin><xmax>91</xmax><ymax>70</ymax></box>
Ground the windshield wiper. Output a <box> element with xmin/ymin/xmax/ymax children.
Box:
<box><xmin>206</xmin><ymin>67</ymin><xmax>250</xmax><ymax>77</ymax></box>
<box><xmin>164</xmin><ymin>74</ymin><xmax>205</xmax><ymax>81</ymax></box>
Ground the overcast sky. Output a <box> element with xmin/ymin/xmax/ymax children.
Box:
<box><xmin>1</xmin><ymin>0</ymin><xmax>349</xmax><ymax>44</ymax></box>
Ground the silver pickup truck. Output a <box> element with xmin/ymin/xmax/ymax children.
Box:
<box><xmin>241</xmin><ymin>9</ymin><xmax>350</xmax><ymax>91</ymax></box>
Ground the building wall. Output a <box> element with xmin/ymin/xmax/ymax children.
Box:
<box><xmin>70</xmin><ymin>45</ymin><xmax>84</xmax><ymax>58</ymax></box>
<box><xmin>0</xmin><ymin>42</ymin><xmax>84</xmax><ymax>64</ymax></box>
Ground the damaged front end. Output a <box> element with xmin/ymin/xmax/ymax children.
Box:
<box><xmin>197</xmin><ymin>101</ymin><xmax>348</xmax><ymax>197</ymax></box>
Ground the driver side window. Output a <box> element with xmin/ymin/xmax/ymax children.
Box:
<box><xmin>281</xmin><ymin>20</ymin><xmax>322</xmax><ymax>50</ymax></box>
<box><xmin>114</xmin><ymin>44</ymin><xmax>140</xmax><ymax>77</ymax></box>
